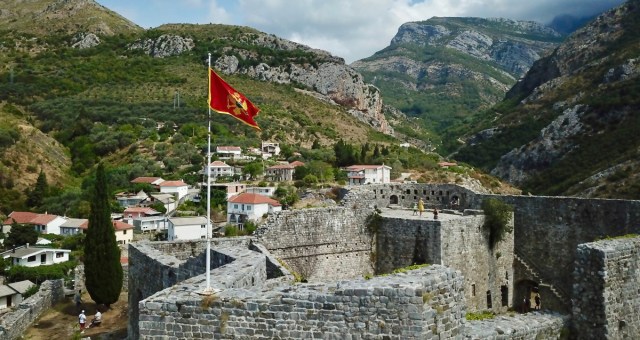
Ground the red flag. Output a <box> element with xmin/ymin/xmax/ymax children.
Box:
<box><xmin>208</xmin><ymin>68</ymin><xmax>261</xmax><ymax>130</ymax></box>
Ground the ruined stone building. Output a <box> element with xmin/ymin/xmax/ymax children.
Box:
<box><xmin>128</xmin><ymin>184</ymin><xmax>640</xmax><ymax>339</ymax></box>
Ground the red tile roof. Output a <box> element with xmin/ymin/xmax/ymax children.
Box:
<box><xmin>131</xmin><ymin>177</ymin><xmax>163</xmax><ymax>184</ymax></box>
<box><xmin>438</xmin><ymin>162</ymin><xmax>458</xmax><ymax>167</ymax></box>
<box><xmin>290</xmin><ymin>161</ymin><xmax>305</xmax><ymax>167</ymax></box>
<box><xmin>3</xmin><ymin>212</ymin><xmax>39</xmax><ymax>225</ymax></box>
<box><xmin>124</xmin><ymin>207</ymin><xmax>159</xmax><ymax>214</ymax></box>
<box><xmin>228</xmin><ymin>193</ymin><xmax>281</xmax><ymax>206</ymax></box>
<box><xmin>217</xmin><ymin>146</ymin><xmax>241</xmax><ymax>152</ymax></box>
<box><xmin>346</xmin><ymin>165</ymin><xmax>390</xmax><ymax>171</ymax></box>
<box><xmin>209</xmin><ymin>161</ymin><xmax>231</xmax><ymax>167</ymax></box>
<box><xmin>158</xmin><ymin>180</ymin><xmax>187</xmax><ymax>187</ymax></box>
<box><xmin>113</xmin><ymin>221</ymin><xmax>134</xmax><ymax>231</ymax></box>
<box><xmin>29</xmin><ymin>214</ymin><xmax>59</xmax><ymax>225</ymax></box>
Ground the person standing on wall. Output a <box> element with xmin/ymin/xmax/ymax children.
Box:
<box><xmin>412</xmin><ymin>201</ymin><xmax>418</xmax><ymax>215</ymax></box>
<box><xmin>535</xmin><ymin>293</ymin><xmax>541</xmax><ymax>310</ymax></box>
<box><xmin>433</xmin><ymin>208</ymin><xmax>438</xmax><ymax>220</ymax></box>
<box><xmin>418</xmin><ymin>198</ymin><xmax>425</xmax><ymax>217</ymax></box>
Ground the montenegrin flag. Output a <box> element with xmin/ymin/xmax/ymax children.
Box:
<box><xmin>208</xmin><ymin>68</ymin><xmax>261</xmax><ymax>130</ymax></box>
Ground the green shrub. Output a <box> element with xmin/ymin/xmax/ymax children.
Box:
<box><xmin>6</xmin><ymin>260</ymin><xmax>78</xmax><ymax>284</ymax></box>
<box><xmin>22</xmin><ymin>284</ymin><xmax>40</xmax><ymax>299</ymax></box>
<box><xmin>466</xmin><ymin>310</ymin><xmax>495</xmax><ymax>321</ymax></box>
<box><xmin>481</xmin><ymin>198</ymin><xmax>514</xmax><ymax>249</ymax></box>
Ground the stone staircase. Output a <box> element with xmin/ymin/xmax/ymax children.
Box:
<box><xmin>514</xmin><ymin>251</ymin><xmax>571</xmax><ymax>308</ymax></box>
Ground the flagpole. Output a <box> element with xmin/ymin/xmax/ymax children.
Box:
<box><xmin>203</xmin><ymin>53</ymin><xmax>213</xmax><ymax>295</ymax></box>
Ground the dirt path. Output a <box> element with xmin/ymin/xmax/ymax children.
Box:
<box><xmin>23</xmin><ymin>291</ymin><xmax>128</xmax><ymax>339</ymax></box>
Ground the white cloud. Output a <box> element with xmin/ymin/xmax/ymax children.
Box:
<box><xmin>221</xmin><ymin>0</ymin><xmax>624</xmax><ymax>63</ymax></box>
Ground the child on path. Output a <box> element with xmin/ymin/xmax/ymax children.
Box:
<box><xmin>78</xmin><ymin>310</ymin><xmax>87</xmax><ymax>333</ymax></box>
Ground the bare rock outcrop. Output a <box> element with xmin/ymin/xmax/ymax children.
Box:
<box><xmin>213</xmin><ymin>34</ymin><xmax>393</xmax><ymax>135</ymax></box>
<box><xmin>71</xmin><ymin>32</ymin><xmax>100</xmax><ymax>49</ymax></box>
<box><xmin>129</xmin><ymin>34</ymin><xmax>195</xmax><ymax>58</ymax></box>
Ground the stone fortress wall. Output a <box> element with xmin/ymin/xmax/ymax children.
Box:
<box><xmin>572</xmin><ymin>236</ymin><xmax>640</xmax><ymax>339</ymax></box>
<box><xmin>128</xmin><ymin>183</ymin><xmax>640</xmax><ymax>339</ymax></box>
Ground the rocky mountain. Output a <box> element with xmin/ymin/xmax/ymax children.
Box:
<box><xmin>0</xmin><ymin>0</ymin><xmax>142</xmax><ymax>36</ymax></box>
<box><xmin>455</xmin><ymin>0</ymin><xmax>640</xmax><ymax>198</ymax></box>
<box><xmin>352</xmin><ymin>17</ymin><xmax>563</xmax><ymax>143</ymax></box>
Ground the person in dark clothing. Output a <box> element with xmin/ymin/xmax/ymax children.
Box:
<box><xmin>523</xmin><ymin>295</ymin><xmax>530</xmax><ymax>313</ymax></box>
<box><xmin>535</xmin><ymin>293</ymin><xmax>541</xmax><ymax>310</ymax></box>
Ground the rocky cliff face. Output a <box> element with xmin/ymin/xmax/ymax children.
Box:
<box><xmin>213</xmin><ymin>34</ymin><xmax>393</xmax><ymax>135</ymax></box>
<box><xmin>129</xmin><ymin>35</ymin><xmax>195</xmax><ymax>58</ymax></box>
<box><xmin>458</xmin><ymin>0</ymin><xmax>640</xmax><ymax>198</ymax></box>
<box><xmin>352</xmin><ymin>17</ymin><xmax>562</xmax><ymax>136</ymax></box>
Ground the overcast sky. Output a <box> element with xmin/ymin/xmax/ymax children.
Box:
<box><xmin>96</xmin><ymin>0</ymin><xmax>625</xmax><ymax>63</ymax></box>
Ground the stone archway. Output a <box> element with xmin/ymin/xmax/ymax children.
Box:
<box><xmin>515</xmin><ymin>279</ymin><xmax>539</xmax><ymax>313</ymax></box>
<box><xmin>389</xmin><ymin>195</ymin><xmax>399</xmax><ymax>205</ymax></box>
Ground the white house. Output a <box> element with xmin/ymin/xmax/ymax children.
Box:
<box><xmin>203</xmin><ymin>161</ymin><xmax>235</xmax><ymax>180</ymax></box>
<box><xmin>5</xmin><ymin>247</ymin><xmax>71</xmax><ymax>267</ymax></box>
<box><xmin>210</xmin><ymin>183</ymin><xmax>247</xmax><ymax>199</ymax></box>
<box><xmin>132</xmin><ymin>216</ymin><xmax>167</xmax><ymax>233</ymax></box>
<box><xmin>216</xmin><ymin>146</ymin><xmax>242</xmax><ymax>160</ymax></box>
<box><xmin>59</xmin><ymin>218</ymin><xmax>89</xmax><ymax>236</ymax></box>
<box><xmin>227</xmin><ymin>193</ymin><xmax>282</xmax><ymax>226</ymax></box>
<box><xmin>244</xmin><ymin>186</ymin><xmax>277</xmax><ymax>197</ymax></box>
<box><xmin>2</xmin><ymin>212</ymin><xmax>66</xmax><ymax>235</ymax></box>
<box><xmin>167</xmin><ymin>216</ymin><xmax>209</xmax><ymax>241</ymax></box>
<box><xmin>159</xmin><ymin>180</ymin><xmax>189</xmax><ymax>201</ymax></box>
<box><xmin>123</xmin><ymin>207</ymin><xmax>161</xmax><ymax>222</ymax></box>
<box><xmin>148</xmin><ymin>193</ymin><xmax>177</xmax><ymax>213</ymax></box>
<box><xmin>112</xmin><ymin>221</ymin><xmax>134</xmax><ymax>245</ymax></box>
<box><xmin>0</xmin><ymin>280</ymin><xmax>35</xmax><ymax>309</ymax></box>
<box><xmin>261</xmin><ymin>141</ymin><xmax>280</xmax><ymax>157</ymax></box>
<box><xmin>346</xmin><ymin>165</ymin><xmax>392</xmax><ymax>185</ymax></box>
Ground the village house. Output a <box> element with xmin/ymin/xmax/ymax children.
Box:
<box><xmin>216</xmin><ymin>146</ymin><xmax>242</xmax><ymax>160</ymax></box>
<box><xmin>203</xmin><ymin>160</ymin><xmax>235</xmax><ymax>180</ymax></box>
<box><xmin>131</xmin><ymin>215</ymin><xmax>167</xmax><ymax>233</ymax></box>
<box><xmin>112</xmin><ymin>220</ymin><xmax>134</xmax><ymax>245</ymax></box>
<box><xmin>167</xmin><ymin>216</ymin><xmax>209</xmax><ymax>241</ymax></box>
<box><xmin>266</xmin><ymin>163</ymin><xmax>295</xmax><ymax>181</ymax></box>
<box><xmin>261</xmin><ymin>141</ymin><xmax>280</xmax><ymax>159</ymax></box>
<box><xmin>115</xmin><ymin>190</ymin><xmax>149</xmax><ymax>208</ymax></box>
<box><xmin>2</xmin><ymin>212</ymin><xmax>66</xmax><ymax>235</ymax></box>
<box><xmin>346</xmin><ymin>165</ymin><xmax>392</xmax><ymax>185</ymax></box>
<box><xmin>4</xmin><ymin>246</ymin><xmax>71</xmax><ymax>267</ymax></box>
<box><xmin>123</xmin><ymin>207</ymin><xmax>161</xmax><ymax>222</ymax></box>
<box><xmin>209</xmin><ymin>183</ymin><xmax>247</xmax><ymax>199</ymax></box>
<box><xmin>227</xmin><ymin>193</ymin><xmax>282</xmax><ymax>227</ymax></box>
<box><xmin>148</xmin><ymin>193</ymin><xmax>177</xmax><ymax>213</ymax></box>
<box><xmin>59</xmin><ymin>218</ymin><xmax>89</xmax><ymax>236</ymax></box>
<box><xmin>159</xmin><ymin>180</ymin><xmax>189</xmax><ymax>201</ymax></box>
<box><xmin>130</xmin><ymin>176</ymin><xmax>165</xmax><ymax>188</ymax></box>
<box><xmin>0</xmin><ymin>280</ymin><xmax>35</xmax><ymax>310</ymax></box>
<box><xmin>245</xmin><ymin>186</ymin><xmax>277</xmax><ymax>197</ymax></box>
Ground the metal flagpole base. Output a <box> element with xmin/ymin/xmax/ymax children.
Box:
<box><xmin>198</xmin><ymin>286</ymin><xmax>220</xmax><ymax>296</ymax></box>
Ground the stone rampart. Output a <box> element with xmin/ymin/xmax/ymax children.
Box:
<box><xmin>572</xmin><ymin>236</ymin><xmax>640</xmax><ymax>339</ymax></box>
<box><xmin>137</xmin><ymin>265</ymin><xmax>466</xmax><ymax>339</ymax></box>
<box><xmin>0</xmin><ymin>280</ymin><xmax>65</xmax><ymax>340</ymax></box>
<box><xmin>343</xmin><ymin>184</ymin><xmax>479</xmax><ymax>211</ymax></box>
<box><xmin>473</xmin><ymin>194</ymin><xmax>640</xmax><ymax>312</ymax></box>
<box><xmin>255</xmin><ymin>207</ymin><xmax>374</xmax><ymax>282</ymax></box>
<box><xmin>376</xmin><ymin>212</ymin><xmax>514</xmax><ymax>312</ymax></box>
<box><xmin>127</xmin><ymin>238</ymin><xmax>287</xmax><ymax>339</ymax></box>
<box><xmin>465</xmin><ymin>312</ymin><xmax>569</xmax><ymax>339</ymax></box>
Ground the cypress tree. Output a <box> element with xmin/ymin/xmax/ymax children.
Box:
<box><xmin>85</xmin><ymin>163</ymin><xmax>122</xmax><ymax>308</ymax></box>
<box><xmin>26</xmin><ymin>170</ymin><xmax>48</xmax><ymax>208</ymax></box>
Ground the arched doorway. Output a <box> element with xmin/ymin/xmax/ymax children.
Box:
<box><xmin>389</xmin><ymin>195</ymin><xmax>399</xmax><ymax>205</ymax></box>
<box><xmin>515</xmin><ymin>279</ymin><xmax>539</xmax><ymax>313</ymax></box>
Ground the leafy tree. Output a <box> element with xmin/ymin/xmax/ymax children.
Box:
<box><xmin>242</xmin><ymin>162</ymin><xmax>263</xmax><ymax>180</ymax></box>
<box><xmin>293</xmin><ymin>165</ymin><xmax>310</xmax><ymax>181</ymax></box>
<box><xmin>4</xmin><ymin>222</ymin><xmax>38</xmax><ymax>249</ymax></box>
<box><xmin>311</xmin><ymin>139</ymin><xmax>321</xmax><ymax>149</ymax></box>
<box><xmin>149</xmin><ymin>202</ymin><xmax>167</xmax><ymax>214</ymax></box>
<box><xmin>481</xmin><ymin>198</ymin><xmax>514</xmax><ymax>249</ymax></box>
<box><xmin>333</xmin><ymin>139</ymin><xmax>357</xmax><ymax>167</ymax></box>
<box><xmin>26</xmin><ymin>170</ymin><xmax>48</xmax><ymax>208</ymax></box>
<box><xmin>85</xmin><ymin>163</ymin><xmax>123</xmax><ymax>308</ymax></box>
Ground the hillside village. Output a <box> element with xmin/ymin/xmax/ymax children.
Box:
<box><xmin>0</xmin><ymin>0</ymin><xmax>638</xmax><ymax>339</ymax></box>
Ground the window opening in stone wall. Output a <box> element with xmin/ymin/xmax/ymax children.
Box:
<box><xmin>402</xmin><ymin>196</ymin><xmax>405</xmax><ymax>200</ymax></box>
<box><xmin>501</xmin><ymin>286</ymin><xmax>508</xmax><ymax>307</ymax></box>
<box><xmin>426</xmin><ymin>197</ymin><xmax>430</xmax><ymax>200</ymax></box>
<box><xmin>414</xmin><ymin>190</ymin><xmax>418</xmax><ymax>194</ymax></box>
<box><xmin>439</xmin><ymin>191</ymin><xmax>443</xmax><ymax>195</ymax></box>
<box><xmin>506</xmin><ymin>271</ymin><xmax>509</xmax><ymax>280</ymax></box>
<box><xmin>431</xmin><ymin>191</ymin><xmax>435</xmax><ymax>195</ymax></box>
<box><xmin>406</xmin><ymin>189</ymin><xmax>411</xmax><ymax>194</ymax></box>
<box><xmin>446</xmin><ymin>191</ymin><xmax>449</xmax><ymax>195</ymax></box>
<box><xmin>486</xmin><ymin>291</ymin><xmax>492</xmax><ymax>309</ymax></box>
<box><xmin>423</xmin><ymin>190</ymin><xmax>427</xmax><ymax>195</ymax></box>
<box><xmin>414</xmin><ymin>196</ymin><xmax>417</xmax><ymax>200</ymax></box>
<box><xmin>472</xmin><ymin>284</ymin><xmax>476</xmax><ymax>296</ymax></box>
